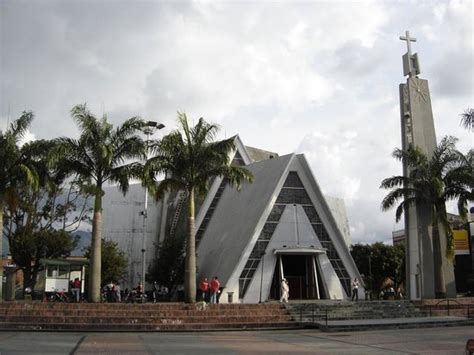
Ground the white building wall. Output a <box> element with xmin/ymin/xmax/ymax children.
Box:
<box><xmin>102</xmin><ymin>184</ymin><xmax>163</xmax><ymax>290</ymax></box>
<box><xmin>325</xmin><ymin>196</ymin><xmax>352</xmax><ymax>248</ymax></box>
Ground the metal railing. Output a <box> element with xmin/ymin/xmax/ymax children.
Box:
<box><xmin>296</xmin><ymin>304</ymin><xmax>334</xmax><ymax>326</ymax></box>
<box><xmin>293</xmin><ymin>299</ymin><xmax>474</xmax><ymax>327</ymax></box>
<box><xmin>423</xmin><ymin>299</ymin><xmax>474</xmax><ymax>318</ymax></box>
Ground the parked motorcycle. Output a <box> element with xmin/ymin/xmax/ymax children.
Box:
<box><xmin>48</xmin><ymin>289</ymin><xmax>70</xmax><ymax>302</ymax></box>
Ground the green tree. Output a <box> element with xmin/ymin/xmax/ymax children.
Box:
<box><xmin>144</xmin><ymin>113</ymin><xmax>253</xmax><ymax>303</ymax></box>
<box><xmin>350</xmin><ymin>242</ymin><xmax>405</xmax><ymax>294</ymax></box>
<box><xmin>51</xmin><ymin>104</ymin><xmax>145</xmax><ymax>302</ymax></box>
<box><xmin>84</xmin><ymin>239</ymin><xmax>128</xmax><ymax>286</ymax></box>
<box><xmin>148</xmin><ymin>230</ymin><xmax>186</xmax><ymax>295</ymax></box>
<box><xmin>380</xmin><ymin>136</ymin><xmax>474</xmax><ymax>297</ymax></box>
<box><xmin>10</xmin><ymin>229</ymin><xmax>77</xmax><ymax>293</ymax></box>
<box><xmin>460</xmin><ymin>108</ymin><xmax>474</xmax><ymax>130</ymax></box>
<box><xmin>0</xmin><ymin>112</ymin><xmax>39</xmax><ymax>300</ymax></box>
<box><xmin>3</xmin><ymin>138</ymin><xmax>91</xmax><ymax>293</ymax></box>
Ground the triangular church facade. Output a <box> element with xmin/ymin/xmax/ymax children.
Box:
<box><xmin>102</xmin><ymin>136</ymin><xmax>364</xmax><ymax>302</ymax></box>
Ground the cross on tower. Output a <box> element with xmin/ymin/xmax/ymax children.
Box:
<box><xmin>400</xmin><ymin>30</ymin><xmax>419</xmax><ymax>77</ymax></box>
<box><xmin>400</xmin><ymin>30</ymin><xmax>417</xmax><ymax>57</ymax></box>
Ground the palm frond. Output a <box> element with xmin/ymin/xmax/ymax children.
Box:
<box><xmin>394</xmin><ymin>196</ymin><xmax>418</xmax><ymax>222</ymax></box>
<box><xmin>109</xmin><ymin>162</ymin><xmax>144</xmax><ymax>195</ymax></box>
<box><xmin>381</xmin><ymin>187</ymin><xmax>415</xmax><ymax>212</ymax></box>
<box><xmin>380</xmin><ymin>175</ymin><xmax>408</xmax><ymax>189</ymax></box>
<box><xmin>70</xmin><ymin>104</ymin><xmax>99</xmax><ymax>135</ymax></box>
<box><xmin>152</xmin><ymin>178</ymin><xmax>185</xmax><ymax>200</ymax></box>
<box><xmin>111</xmin><ymin>117</ymin><xmax>145</xmax><ymax>145</ymax></box>
<box><xmin>460</xmin><ymin>108</ymin><xmax>474</xmax><ymax>130</ymax></box>
<box><xmin>177</xmin><ymin>112</ymin><xmax>192</xmax><ymax>147</ymax></box>
<box><xmin>8</xmin><ymin>111</ymin><xmax>34</xmax><ymax>140</ymax></box>
<box><xmin>192</xmin><ymin>117</ymin><xmax>219</xmax><ymax>146</ymax></box>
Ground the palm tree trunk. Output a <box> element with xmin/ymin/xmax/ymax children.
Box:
<box><xmin>432</xmin><ymin>224</ymin><xmax>446</xmax><ymax>298</ymax></box>
<box><xmin>433</xmin><ymin>203</ymin><xmax>451</xmax><ymax>298</ymax></box>
<box><xmin>89</xmin><ymin>192</ymin><xmax>102</xmax><ymax>302</ymax></box>
<box><xmin>185</xmin><ymin>188</ymin><xmax>196</xmax><ymax>303</ymax></box>
<box><xmin>0</xmin><ymin>203</ymin><xmax>3</xmax><ymax>302</ymax></box>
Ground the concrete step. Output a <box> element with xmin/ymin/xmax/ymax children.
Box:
<box><xmin>315</xmin><ymin>316</ymin><xmax>474</xmax><ymax>332</ymax></box>
<box><xmin>0</xmin><ymin>302</ymin><xmax>284</xmax><ymax>310</ymax></box>
<box><xmin>0</xmin><ymin>321</ymin><xmax>299</xmax><ymax>332</ymax></box>
<box><xmin>0</xmin><ymin>309</ymin><xmax>286</xmax><ymax>317</ymax></box>
<box><xmin>0</xmin><ymin>302</ymin><xmax>297</xmax><ymax>332</ymax></box>
<box><xmin>287</xmin><ymin>301</ymin><xmax>427</xmax><ymax>322</ymax></box>
<box><xmin>1</xmin><ymin>314</ymin><xmax>294</xmax><ymax>324</ymax></box>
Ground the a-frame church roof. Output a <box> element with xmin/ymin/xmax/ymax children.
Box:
<box><xmin>197</xmin><ymin>153</ymin><xmax>293</xmax><ymax>285</ymax></box>
<box><xmin>196</xmin><ymin>152</ymin><xmax>362</xmax><ymax>300</ymax></box>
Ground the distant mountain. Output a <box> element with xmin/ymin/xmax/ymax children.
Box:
<box><xmin>71</xmin><ymin>230</ymin><xmax>92</xmax><ymax>256</ymax></box>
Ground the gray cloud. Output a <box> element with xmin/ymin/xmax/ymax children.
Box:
<box><xmin>1</xmin><ymin>0</ymin><xmax>471</xmax><ymax>245</ymax></box>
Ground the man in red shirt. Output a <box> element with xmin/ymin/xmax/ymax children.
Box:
<box><xmin>209</xmin><ymin>276</ymin><xmax>220</xmax><ymax>304</ymax></box>
<box><xmin>71</xmin><ymin>278</ymin><xmax>81</xmax><ymax>303</ymax></box>
<box><xmin>198</xmin><ymin>278</ymin><xmax>209</xmax><ymax>302</ymax></box>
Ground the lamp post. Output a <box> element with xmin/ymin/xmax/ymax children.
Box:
<box><xmin>259</xmin><ymin>250</ymin><xmax>265</xmax><ymax>303</ymax></box>
<box><xmin>141</xmin><ymin>120</ymin><xmax>165</xmax><ymax>290</ymax></box>
<box><xmin>368</xmin><ymin>252</ymin><xmax>373</xmax><ymax>294</ymax></box>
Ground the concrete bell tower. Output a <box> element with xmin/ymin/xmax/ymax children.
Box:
<box><xmin>398</xmin><ymin>31</ymin><xmax>456</xmax><ymax>299</ymax></box>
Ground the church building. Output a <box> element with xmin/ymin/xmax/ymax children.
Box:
<box><xmin>102</xmin><ymin>136</ymin><xmax>364</xmax><ymax>303</ymax></box>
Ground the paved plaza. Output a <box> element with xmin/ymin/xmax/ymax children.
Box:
<box><xmin>0</xmin><ymin>326</ymin><xmax>472</xmax><ymax>354</ymax></box>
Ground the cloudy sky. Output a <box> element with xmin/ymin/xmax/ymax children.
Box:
<box><xmin>1</xmin><ymin>0</ymin><xmax>472</xmax><ymax>244</ymax></box>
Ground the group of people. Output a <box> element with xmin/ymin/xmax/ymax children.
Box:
<box><xmin>69</xmin><ymin>277</ymin><xmax>364</xmax><ymax>303</ymax></box>
<box><xmin>152</xmin><ymin>281</ymin><xmax>169</xmax><ymax>302</ymax></box>
<box><xmin>103</xmin><ymin>280</ymin><xmax>122</xmax><ymax>302</ymax></box>
<box><xmin>198</xmin><ymin>276</ymin><xmax>221</xmax><ymax>303</ymax></box>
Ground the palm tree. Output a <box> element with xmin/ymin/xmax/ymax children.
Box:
<box><xmin>0</xmin><ymin>112</ymin><xmax>39</xmax><ymax>300</ymax></box>
<box><xmin>144</xmin><ymin>113</ymin><xmax>253</xmax><ymax>303</ymax></box>
<box><xmin>460</xmin><ymin>108</ymin><xmax>474</xmax><ymax>130</ymax></box>
<box><xmin>51</xmin><ymin>104</ymin><xmax>145</xmax><ymax>302</ymax></box>
<box><xmin>380</xmin><ymin>136</ymin><xmax>473</xmax><ymax>297</ymax></box>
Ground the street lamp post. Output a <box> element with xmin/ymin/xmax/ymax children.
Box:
<box><xmin>141</xmin><ymin>121</ymin><xmax>165</xmax><ymax>290</ymax></box>
<box><xmin>368</xmin><ymin>253</ymin><xmax>373</xmax><ymax>295</ymax></box>
<box><xmin>259</xmin><ymin>251</ymin><xmax>265</xmax><ymax>303</ymax></box>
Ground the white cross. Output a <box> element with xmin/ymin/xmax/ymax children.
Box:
<box><xmin>400</xmin><ymin>30</ymin><xmax>416</xmax><ymax>57</ymax></box>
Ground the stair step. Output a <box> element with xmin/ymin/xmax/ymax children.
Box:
<box><xmin>0</xmin><ymin>321</ymin><xmax>299</xmax><ymax>332</ymax></box>
<box><xmin>0</xmin><ymin>302</ymin><xmax>296</xmax><ymax>332</ymax></box>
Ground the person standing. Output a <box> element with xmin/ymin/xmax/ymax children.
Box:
<box><xmin>209</xmin><ymin>277</ymin><xmax>220</xmax><ymax>304</ymax></box>
<box><xmin>153</xmin><ymin>282</ymin><xmax>159</xmax><ymax>303</ymax></box>
<box><xmin>199</xmin><ymin>278</ymin><xmax>209</xmax><ymax>302</ymax></box>
<box><xmin>351</xmin><ymin>278</ymin><xmax>359</xmax><ymax>301</ymax></box>
<box><xmin>280</xmin><ymin>278</ymin><xmax>289</xmax><ymax>303</ymax></box>
<box><xmin>114</xmin><ymin>281</ymin><xmax>121</xmax><ymax>302</ymax></box>
<box><xmin>71</xmin><ymin>278</ymin><xmax>81</xmax><ymax>303</ymax></box>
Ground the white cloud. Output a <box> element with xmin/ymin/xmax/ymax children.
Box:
<box><xmin>19</xmin><ymin>130</ymin><xmax>36</xmax><ymax>147</ymax></box>
<box><xmin>1</xmin><ymin>0</ymin><xmax>472</xmax><ymax>245</ymax></box>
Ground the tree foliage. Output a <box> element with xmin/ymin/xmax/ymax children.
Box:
<box><xmin>144</xmin><ymin>113</ymin><xmax>253</xmax><ymax>302</ymax></box>
<box><xmin>380</xmin><ymin>136</ymin><xmax>474</xmax><ymax>256</ymax></box>
<box><xmin>147</xmin><ymin>231</ymin><xmax>186</xmax><ymax>295</ymax></box>
<box><xmin>460</xmin><ymin>108</ymin><xmax>474</xmax><ymax>130</ymax></box>
<box><xmin>350</xmin><ymin>242</ymin><xmax>405</xmax><ymax>294</ymax></box>
<box><xmin>50</xmin><ymin>104</ymin><xmax>146</xmax><ymax>302</ymax></box>
<box><xmin>0</xmin><ymin>112</ymin><xmax>39</xmax><ymax>299</ymax></box>
<box><xmin>3</xmin><ymin>139</ymin><xmax>91</xmax><ymax>292</ymax></box>
<box><xmin>380</xmin><ymin>136</ymin><xmax>473</xmax><ymax>297</ymax></box>
<box><xmin>84</xmin><ymin>239</ymin><xmax>128</xmax><ymax>286</ymax></box>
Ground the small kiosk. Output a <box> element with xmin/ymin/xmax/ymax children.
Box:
<box><xmin>39</xmin><ymin>258</ymin><xmax>87</xmax><ymax>295</ymax></box>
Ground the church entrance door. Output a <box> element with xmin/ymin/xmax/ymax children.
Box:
<box><xmin>270</xmin><ymin>254</ymin><xmax>322</xmax><ymax>300</ymax></box>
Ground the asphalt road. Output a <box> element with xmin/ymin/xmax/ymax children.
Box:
<box><xmin>0</xmin><ymin>326</ymin><xmax>472</xmax><ymax>354</ymax></box>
